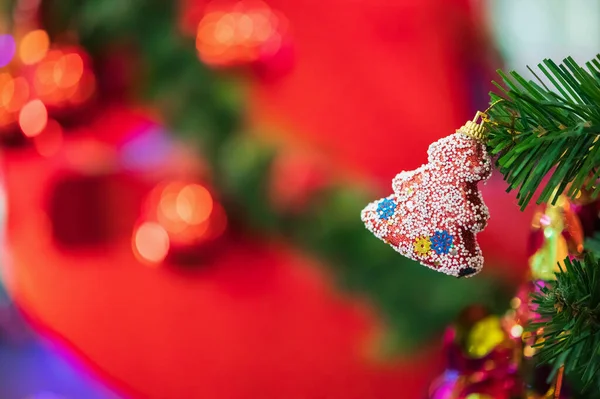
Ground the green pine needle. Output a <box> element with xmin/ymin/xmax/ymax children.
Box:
<box><xmin>531</xmin><ymin>253</ymin><xmax>600</xmax><ymax>391</ymax></box>
<box><xmin>487</xmin><ymin>56</ymin><xmax>600</xmax><ymax>210</ymax></box>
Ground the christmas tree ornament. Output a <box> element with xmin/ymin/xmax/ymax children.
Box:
<box><xmin>527</xmin><ymin>195</ymin><xmax>583</xmax><ymax>281</ymax></box>
<box><xmin>431</xmin><ymin>316</ymin><xmax>522</xmax><ymax>399</ymax></box>
<box><xmin>464</xmin><ymin>315</ymin><xmax>508</xmax><ymax>359</ymax></box>
<box><xmin>428</xmin><ymin>369</ymin><xmax>463</xmax><ymax>399</ymax></box>
<box><xmin>571</xmin><ymin>200</ymin><xmax>600</xmax><ymax>239</ymax></box>
<box><xmin>438</xmin><ymin>306</ymin><xmax>521</xmax><ymax>395</ymax></box>
<box><xmin>569</xmin><ymin>181</ymin><xmax>600</xmax><ymax>239</ymax></box>
<box><xmin>361</xmin><ymin>112</ymin><xmax>492</xmax><ymax>277</ymax></box>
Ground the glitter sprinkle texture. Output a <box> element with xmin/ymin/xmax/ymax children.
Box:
<box><xmin>360</xmin><ymin>132</ymin><xmax>491</xmax><ymax>278</ymax></box>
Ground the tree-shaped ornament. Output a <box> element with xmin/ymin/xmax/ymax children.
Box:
<box><xmin>361</xmin><ymin>113</ymin><xmax>492</xmax><ymax>278</ymax></box>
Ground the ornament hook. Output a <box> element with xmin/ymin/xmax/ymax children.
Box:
<box><xmin>458</xmin><ymin>112</ymin><xmax>488</xmax><ymax>141</ymax></box>
<box><xmin>458</xmin><ymin>99</ymin><xmax>506</xmax><ymax>142</ymax></box>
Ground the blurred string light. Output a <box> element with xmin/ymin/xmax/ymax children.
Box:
<box><xmin>196</xmin><ymin>0</ymin><xmax>288</xmax><ymax>67</ymax></box>
<box><xmin>33</xmin><ymin>49</ymin><xmax>91</xmax><ymax>106</ymax></box>
<box><xmin>134</xmin><ymin>181</ymin><xmax>227</xmax><ymax>266</ymax></box>
<box><xmin>0</xmin><ymin>31</ymin><xmax>95</xmax><ymax>153</ymax></box>
<box><xmin>0</xmin><ymin>0</ymin><xmax>95</xmax><ymax>153</ymax></box>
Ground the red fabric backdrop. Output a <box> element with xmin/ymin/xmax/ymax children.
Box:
<box><xmin>2</xmin><ymin>1</ymin><xmax>531</xmax><ymax>398</ymax></box>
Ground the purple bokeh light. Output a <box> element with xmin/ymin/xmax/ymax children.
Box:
<box><xmin>0</xmin><ymin>34</ymin><xmax>16</xmax><ymax>67</ymax></box>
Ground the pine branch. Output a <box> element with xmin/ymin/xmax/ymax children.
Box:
<box><xmin>487</xmin><ymin>56</ymin><xmax>600</xmax><ymax>210</ymax></box>
<box><xmin>531</xmin><ymin>253</ymin><xmax>600</xmax><ymax>391</ymax></box>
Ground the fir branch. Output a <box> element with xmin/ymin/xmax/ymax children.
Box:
<box><xmin>531</xmin><ymin>253</ymin><xmax>600</xmax><ymax>390</ymax></box>
<box><xmin>487</xmin><ymin>56</ymin><xmax>600</xmax><ymax>210</ymax></box>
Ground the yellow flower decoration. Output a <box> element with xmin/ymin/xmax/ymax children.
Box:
<box><xmin>414</xmin><ymin>236</ymin><xmax>431</xmax><ymax>256</ymax></box>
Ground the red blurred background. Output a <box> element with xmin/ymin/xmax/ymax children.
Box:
<box><xmin>0</xmin><ymin>0</ymin><xmax>545</xmax><ymax>398</ymax></box>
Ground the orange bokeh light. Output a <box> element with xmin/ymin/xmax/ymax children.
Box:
<box><xmin>176</xmin><ymin>184</ymin><xmax>213</xmax><ymax>225</ymax></box>
<box><xmin>0</xmin><ymin>108</ymin><xmax>11</xmax><ymax>126</ymax></box>
<box><xmin>32</xmin><ymin>49</ymin><xmax>92</xmax><ymax>106</ymax></box>
<box><xmin>133</xmin><ymin>222</ymin><xmax>170</xmax><ymax>265</ymax></box>
<box><xmin>19</xmin><ymin>29</ymin><xmax>49</xmax><ymax>65</ymax></box>
<box><xmin>1</xmin><ymin>74</ymin><xmax>30</xmax><ymax>113</ymax></box>
<box><xmin>19</xmin><ymin>99</ymin><xmax>47</xmax><ymax>137</ymax></box>
<box><xmin>158</xmin><ymin>182</ymin><xmax>185</xmax><ymax>225</ymax></box>
<box><xmin>157</xmin><ymin>183</ymin><xmax>213</xmax><ymax>233</ymax></box>
<box><xmin>149</xmin><ymin>181</ymin><xmax>220</xmax><ymax>245</ymax></box>
<box><xmin>33</xmin><ymin>118</ymin><xmax>63</xmax><ymax>157</ymax></box>
<box><xmin>54</xmin><ymin>53</ymin><xmax>84</xmax><ymax>88</ymax></box>
<box><xmin>195</xmin><ymin>1</ymin><xmax>283</xmax><ymax>66</ymax></box>
<box><xmin>34</xmin><ymin>50</ymin><xmax>62</xmax><ymax>97</ymax></box>
<box><xmin>0</xmin><ymin>73</ymin><xmax>12</xmax><ymax>107</ymax></box>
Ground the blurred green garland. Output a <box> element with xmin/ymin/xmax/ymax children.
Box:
<box><xmin>32</xmin><ymin>0</ymin><xmax>506</xmax><ymax>351</ymax></box>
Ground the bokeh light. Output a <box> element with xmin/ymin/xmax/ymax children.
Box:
<box><xmin>19</xmin><ymin>30</ymin><xmax>50</xmax><ymax>65</ymax></box>
<box><xmin>156</xmin><ymin>182</ymin><xmax>214</xmax><ymax>238</ymax></box>
<box><xmin>0</xmin><ymin>73</ymin><xmax>12</xmax><ymax>101</ymax></box>
<box><xmin>0</xmin><ymin>108</ymin><xmax>11</xmax><ymax>126</ymax></box>
<box><xmin>176</xmin><ymin>184</ymin><xmax>213</xmax><ymax>224</ymax></box>
<box><xmin>196</xmin><ymin>1</ymin><xmax>285</xmax><ymax>66</ymax></box>
<box><xmin>510</xmin><ymin>324</ymin><xmax>523</xmax><ymax>338</ymax></box>
<box><xmin>33</xmin><ymin>119</ymin><xmax>63</xmax><ymax>157</ymax></box>
<box><xmin>1</xmin><ymin>75</ymin><xmax>30</xmax><ymax>113</ymax></box>
<box><xmin>54</xmin><ymin>53</ymin><xmax>84</xmax><ymax>88</ymax></box>
<box><xmin>146</xmin><ymin>181</ymin><xmax>225</xmax><ymax>245</ymax></box>
<box><xmin>19</xmin><ymin>99</ymin><xmax>47</xmax><ymax>137</ymax></box>
<box><xmin>34</xmin><ymin>50</ymin><xmax>62</xmax><ymax>93</ymax></box>
<box><xmin>158</xmin><ymin>182</ymin><xmax>186</xmax><ymax>229</ymax></box>
<box><xmin>31</xmin><ymin>49</ymin><xmax>93</xmax><ymax>106</ymax></box>
<box><xmin>0</xmin><ymin>34</ymin><xmax>16</xmax><ymax>67</ymax></box>
<box><xmin>133</xmin><ymin>222</ymin><xmax>170</xmax><ymax>265</ymax></box>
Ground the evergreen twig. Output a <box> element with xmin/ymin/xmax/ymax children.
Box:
<box><xmin>487</xmin><ymin>56</ymin><xmax>600</xmax><ymax>210</ymax></box>
<box><xmin>531</xmin><ymin>253</ymin><xmax>600</xmax><ymax>391</ymax></box>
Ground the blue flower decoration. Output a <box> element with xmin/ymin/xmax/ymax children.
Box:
<box><xmin>431</xmin><ymin>230</ymin><xmax>454</xmax><ymax>255</ymax></box>
<box><xmin>377</xmin><ymin>198</ymin><xmax>396</xmax><ymax>220</ymax></box>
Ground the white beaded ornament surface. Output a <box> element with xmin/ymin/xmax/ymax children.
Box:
<box><xmin>361</xmin><ymin>130</ymin><xmax>491</xmax><ymax>278</ymax></box>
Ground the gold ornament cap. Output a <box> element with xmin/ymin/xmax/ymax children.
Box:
<box><xmin>458</xmin><ymin>111</ymin><xmax>488</xmax><ymax>141</ymax></box>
